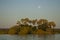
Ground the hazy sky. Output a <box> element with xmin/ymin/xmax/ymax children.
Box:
<box><xmin>0</xmin><ymin>0</ymin><xmax>60</xmax><ymax>28</ymax></box>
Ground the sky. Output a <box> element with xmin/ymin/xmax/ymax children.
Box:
<box><xmin>0</xmin><ymin>0</ymin><xmax>60</xmax><ymax>28</ymax></box>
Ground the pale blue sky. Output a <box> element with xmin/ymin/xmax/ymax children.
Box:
<box><xmin>0</xmin><ymin>0</ymin><xmax>60</xmax><ymax>28</ymax></box>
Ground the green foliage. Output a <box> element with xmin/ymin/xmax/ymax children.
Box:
<box><xmin>7</xmin><ymin>18</ymin><xmax>56</xmax><ymax>35</ymax></box>
<box><xmin>32</xmin><ymin>26</ymin><xmax>36</xmax><ymax>31</ymax></box>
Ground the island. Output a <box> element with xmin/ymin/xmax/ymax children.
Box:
<box><xmin>0</xmin><ymin>18</ymin><xmax>60</xmax><ymax>35</ymax></box>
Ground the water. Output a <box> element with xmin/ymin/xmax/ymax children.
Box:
<box><xmin>0</xmin><ymin>34</ymin><xmax>60</xmax><ymax>40</ymax></box>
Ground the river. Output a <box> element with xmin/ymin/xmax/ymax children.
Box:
<box><xmin>0</xmin><ymin>34</ymin><xmax>60</xmax><ymax>40</ymax></box>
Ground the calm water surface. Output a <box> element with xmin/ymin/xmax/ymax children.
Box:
<box><xmin>0</xmin><ymin>34</ymin><xmax>60</xmax><ymax>40</ymax></box>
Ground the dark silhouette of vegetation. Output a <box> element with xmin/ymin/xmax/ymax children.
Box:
<box><xmin>7</xmin><ymin>18</ymin><xmax>56</xmax><ymax>35</ymax></box>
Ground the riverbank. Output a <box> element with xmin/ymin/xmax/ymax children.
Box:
<box><xmin>0</xmin><ymin>28</ymin><xmax>60</xmax><ymax>35</ymax></box>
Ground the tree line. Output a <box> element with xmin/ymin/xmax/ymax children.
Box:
<box><xmin>8</xmin><ymin>18</ymin><xmax>56</xmax><ymax>35</ymax></box>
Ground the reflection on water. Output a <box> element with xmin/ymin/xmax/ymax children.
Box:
<box><xmin>0</xmin><ymin>34</ymin><xmax>60</xmax><ymax>40</ymax></box>
<box><xmin>32</xmin><ymin>34</ymin><xmax>55</xmax><ymax>40</ymax></box>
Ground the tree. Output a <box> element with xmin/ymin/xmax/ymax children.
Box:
<box><xmin>48</xmin><ymin>21</ymin><xmax>56</xmax><ymax>32</ymax></box>
<box><xmin>16</xmin><ymin>21</ymin><xmax>21</xmax><ymax>26</ymax></box>
<box><xmin>21</xmin><ymin>18</ymin><xmax>29</xmax><ymax>25</ymax></box>
<box><xmin>21</xmin><ymin>18</ymin><xmax>24</xmax><ymax>24</ymax></box>
<box><xmin>37</xmin><ymin>19</ymin><xmax>48</xmax><ymax>30</ymax></box>
<box><xmin>37</xmin><ymin>19</ymin><xmax>48</xmax><ymax>25</ymax></box>
<box><xmin>8</xmin><ymin>18</ymin><xmax>56</xmax><ymax>35</ymax></box>
<box><xmin>8</xmin><ymin>25</ymin><xmax>20</xmax><ymax>34</ymax></box>
<box><xmin>48</xmin><ymin>21</ymin><xmax>56</xmax><ymax>28</ymax></box>
<box><xmin>31</xmin><ymin>19</ymin><xmax>37</xmax><ymax>26</ymax></box>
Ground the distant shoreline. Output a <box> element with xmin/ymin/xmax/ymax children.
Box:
<box><xmin>0</xmin><ymin>28</ymin><xmax>60</xmax><ymax>35</ymax></box>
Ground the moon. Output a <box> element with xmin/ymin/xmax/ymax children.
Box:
<box><xmin>38</xmin><ymin>6</ymin><xmax>40</xmax><ymax>8</ymax></box>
